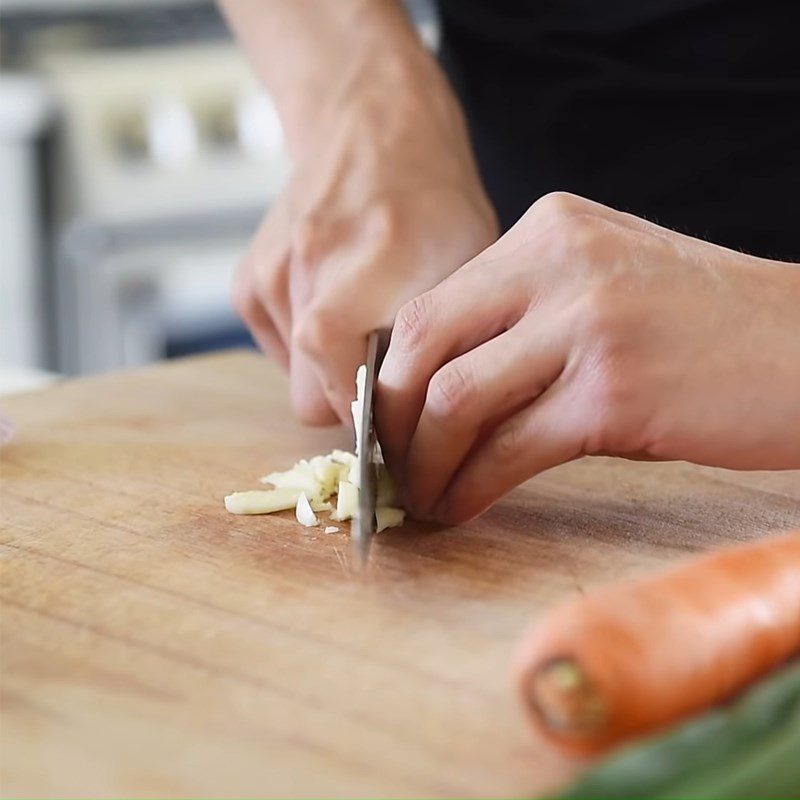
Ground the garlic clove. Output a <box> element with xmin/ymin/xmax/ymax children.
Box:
<box><xmin>331</xmin><ymin>480</ymin><xmax>359</xmax><ymax>521</ymax></box>
<box><xmin>376</xmin><ymin>506</ymin><xmax>405</xmax><ymax>532</ymax></box>
<box><xmin>295</xmin><ymin>492</ymin><xmax>319</xmax><ymax>527</ymax></box>
<box><xmin>224</xmin><ymin>489</ymin><xmax>302</xmax><ymax>515</ymax></box>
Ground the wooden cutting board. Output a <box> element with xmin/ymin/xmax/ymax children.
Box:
<box><xmin>1</xmin><ymin>350</ymin><xmax>799</xmax><ymax>799</ymax></box>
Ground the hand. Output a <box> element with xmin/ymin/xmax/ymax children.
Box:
<box><xmin>231</xmin><ymin>46</ymin><xmax>497</xmax><ymax>425</ymax></box>
<box><xmin>377</xmin><ymin>192</ymin><xmax>800</xmax><ymax>523</ymax></box>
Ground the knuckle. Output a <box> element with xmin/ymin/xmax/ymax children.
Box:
<box><xmin>594</xmin><ymin>358</ymin><xmax>628</xmax><ymax>411</ymax></box>
<box><xmin>230</xmin><ymin>268</ymin><xmax>259</xmax><ymax>323</ymax></box>
<box><xmin>291</xmin><ymin>383</ymin><xmax>337</xmax><ymax>427</ymax></box>
<box><xmin>549</xmin><ymin>213</ymin><xmax>604</xmax><ymax>260</ymax></box>
<box><xmin>230</xmin><ymin>272</ymin><xmax>250</xmax><ymax>317</ymax></box>
<box><xmin>491</xmin><ymin>418</ymin><xmax>524</xmax><ymax>466</ymax></box>
<box><xmin>427</xmin><ymin>362</ymin><xmax>476</xmax><ymax>420</ymax></box>
<box><xmin>566</xmin><ymin>213</ymin><xmax>603</xmax><ymax>251</ymax></box>
<box><xmin>394</xmin><ymin>293</ymin><xmax>435</xmax><ymax>351</ymax></box>
<box><xmin>531</xmin><ymin>191</ymin><xmax>586</xmax><ymax>222</ymax></box>
<box><xmin>382</xmin><ymin>51</ymin><xmax>420</xmax><ymax>88</ymax></box>
<box><xmin>234</xmin><ymin>239</ymin><xmax>287</xmax><ymax>308</ymax></box>
<box><xmin>582</xmin><ymin>284</ymin><xmax>625</xmax><ymax>347</ymax></box>
<box><xmin>367</xmin><ymin>200</ymin><xmax>402</xmax><ymax>242</ymax></box>
<box><xmin>252</xmin><ymin>258</ymin><xmax>284</xmax><ymax>302</ymax></box>
<box><xmin>293</xmin><ymin>304</ymin><xmax>339</xmax><ymax>357</ymax></box>
<box><xmin>583</xmin><ymin>347</ymin><xmax>635</xmax><ymax>453</ymax></box>
<box><xmin>291</xmin><ymin>213</ymin><xmax>325</xmax><ymax>271</ymax></box>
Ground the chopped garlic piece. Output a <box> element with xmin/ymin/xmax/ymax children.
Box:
<box><xmin>260</xmin><ymin>467</ymin><xmax>321</xmax><ymax>499</ymax></box>
<box><xmin>331</xmin><ymin>480</ymin><xmax>359</xmax><ymax>521</ymax></box>
<box><xmin>224</xmin><ymin>364</ymin><xmax>409</xmax><ymax>540</ymax></box>
<box><xmin>295</xmin><ymin>492</ymin><xmax>319</xmax><ymax>527</ymax></box>
<box><xmin>376</xmin><ymin>464</ymin><xmax>398</xmax><ymax>507</ymax></box>
<box><xmin>334</xmin><ymin>461</ymin><xmax>351</xmax><ymax>484</ymax></box>
<box><xmin>376</xmin><ymin>506</ymin><xmax>405</xmax><ymax>532</ymax></box>
<box><xmin>224</xmin><ymin>488</ymin><xmax>301</xmax><ymax>515</ymax></box>
<box><xmin>261</xmin><ymin>453</ymin><xmax>351</xmax><ymax>502</ymax></box>
<box><xmin>330</xmin><ymin>449</ymin><xmax>357</xmax><ymax>466</ymax></box>
<box><xmin>310</xmin><ymin>455</ymin><xmax>340</xmax><ymax>497</ymax></box>
<box><xmin>330</xmin><ymin>454</ymin><xmax>355</xmax><ymax>486</ymax></box>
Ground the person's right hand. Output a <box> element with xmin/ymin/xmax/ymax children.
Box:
<box><xmin>232</xmin><ymin>45</ymin><xmax>497</xmax><ymax>426</ymax></box>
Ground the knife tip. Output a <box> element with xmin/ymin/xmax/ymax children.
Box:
<box><xmin>350</xmin><ymin>535</ymin><xmax>370</xmax><ymax>573</ymax></box>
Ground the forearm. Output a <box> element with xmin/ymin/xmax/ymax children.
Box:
<box><xmin>218</xmin><ymin>0</ymin><xmax>432</xmax><ymax>156</ymax></box>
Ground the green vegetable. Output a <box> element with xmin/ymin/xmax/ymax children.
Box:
<box><xmin>551</xmin><ymin>659</ymin><xmax>800</xmax><ymax>800</ymax></box>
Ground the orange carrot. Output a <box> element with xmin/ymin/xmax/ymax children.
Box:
<box><xmin>513</xmin><ymin>531</ymin><xmax>800</xmax><ymax>755</ymax></box>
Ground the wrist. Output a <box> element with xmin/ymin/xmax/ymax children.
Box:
<box><xmin>220</xmin><ymin>1</ymin><xmax>447</xmax><ymax>159</ymax></box>
<box><xmin>279</xmin><ymin>36</ymin><xmax>448</xmax><ymax>160</ymax></box>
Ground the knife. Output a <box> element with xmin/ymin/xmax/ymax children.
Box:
<box><xmin>352</xmin><ymin>329</ymin><xmax>391</xmax><ymax>571</ymax></box>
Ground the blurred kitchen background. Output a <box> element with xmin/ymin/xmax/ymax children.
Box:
<box><xmin>0</xmin><ymin>0</ymin><xmax>437</xmax><ymax>394</ymax></box>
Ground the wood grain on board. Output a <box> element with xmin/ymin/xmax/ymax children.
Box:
<box><xmin>1</xmin><ymin>350</ymin><xmax>798</xmax><ymax>799</ymax></box>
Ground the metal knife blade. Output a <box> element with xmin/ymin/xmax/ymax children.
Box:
<box><xmin>352</xmin><ymin>329</ymin><xmax>390</xmax><ymax>571</ymax></box>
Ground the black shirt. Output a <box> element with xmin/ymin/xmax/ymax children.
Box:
<box><xmin>437</xmin><ymin>0</ymin><xmax>800</xmax><ymax>260</ymax></box>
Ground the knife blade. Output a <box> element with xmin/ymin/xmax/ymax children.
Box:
<box><xmin>352</xmin><ymin>329</ymin><xmax>390</xmax><ymax>571</ymax></box>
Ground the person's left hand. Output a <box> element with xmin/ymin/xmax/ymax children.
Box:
<box><xmin>377</xmin><ymin>192</ymin><xmax>800</xmax><ymax>524</ymax></box>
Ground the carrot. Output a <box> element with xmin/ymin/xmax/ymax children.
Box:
<box><xmin>513</xmin><ymin>531</ymin><xmax>800</xmax><ymax>756</ymax></box>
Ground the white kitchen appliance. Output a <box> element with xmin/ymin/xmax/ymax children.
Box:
<box><xmin>2</xmin><ymin>0</ymin><xmax>438</xmax><ymax>375</ymax></box>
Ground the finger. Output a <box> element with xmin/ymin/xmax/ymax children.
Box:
<box><xmin>290</xmin><ymin>206</ymin><xmax>407</xmax><ymax>425</ymax></box>
<box><xmin>404</xmin><ymin>316</ymin><xmax>569</xmax><ymax>517</ymax></box>
<box><xmin>232</xmin><ymin>200</ymin><xmax>295</xmax><ymax>367</ymax></box>
<box><xmin>253</xmin><ymin>257</ymin><xmax>291</xmax><ymax>348</ymax></box>
<box><xmin>293</xmin><ymin>298</ymin><xmax>372</xmax><ymax>426</ymax></box>
<box><xmin>231</xmin><ymin>262</ymin><xmax>289</xmax><ymax>370</ymax></box>
<box><xmin>434</xmin><ymin>377</ymin><xmax>585</xmax><ymax>524</ymax></box>
<box><xmin>289</xmin><ymin>347</ymin><xmax>340</xmax><ymax>426</ymax></box>
<box><xmin>248</xmin><ymin>205</ymin><xmax>293</xmax><ymax>346</ymax></box>
<box><xmin>289</xmin><ymin>225</ymin><xmax>380</xmax><ymax>426</ymax></box>
<box><xmin>378</xmin><ymin>264</ymin><xmax>531</xmax><ymax>485</ymax></box>
<box><xmin>288</xmin><ymin>236</ymin><xmax>343</xmax><ymax>427</ymax></box>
